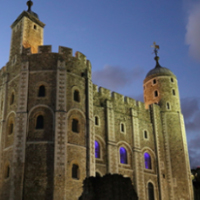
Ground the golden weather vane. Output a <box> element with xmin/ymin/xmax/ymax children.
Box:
<box><xmin>151</xmin><ymin>42</ymin><xmax>160</xmax><ymax>57</ymax></box>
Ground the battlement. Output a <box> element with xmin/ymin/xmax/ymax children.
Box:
<box><xmin>93</xmin><ymin>84</ymin><xmax>145</xmax><ymax>110</ymax></box>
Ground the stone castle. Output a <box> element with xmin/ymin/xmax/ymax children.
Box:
<box><xmin>0</xmin><ymin>1</ymin><xmax>193</xmax><ymax>200</ymax></box>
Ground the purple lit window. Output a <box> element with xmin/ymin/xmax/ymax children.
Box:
<box><xmin>95</xmin><ymin>141</ymin><xmax>100</xmax><ymax>158</ymax></box>
<box><xmin>144</xmin><ymin>152</ymin><xmax>152</xmax><ymax>169</ymax></box>
<box><xmin>120</xmin><ymin>147</ymin><xmax>127</xmax><ymax>164</ymax></box>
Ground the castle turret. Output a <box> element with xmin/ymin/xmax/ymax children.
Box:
<box><xmin>9</xmin><ymin>0</ymin><xmax>45</xmax><ymax>61</ymax></box>
<box><xmin>143</xmin><ymin>45</ymin><xmax>180</xmax><ymax>112</ymax></box>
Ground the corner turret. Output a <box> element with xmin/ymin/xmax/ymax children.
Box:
<box><xmin>143</xmin><ymin>43</ymin><xmax>181</xmax><ymax>112</ymax></box>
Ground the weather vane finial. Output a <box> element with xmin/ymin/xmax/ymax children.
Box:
<box><xmin>151</xmin><ymin>42</ymin><xmax>160</xmax><ymax>57</ymax></box>
<box><xmin>27</xmin><ymin>0</ymin><xmax>33</xmax><ymax>12</ymax></box>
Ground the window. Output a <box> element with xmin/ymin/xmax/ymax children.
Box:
<box><xmin>74</xmin><ymin>90</ymin><xmax>80</xmax><ymax>102</ymax></box>
<box><xmin>121</xmin><ymin>123</ymin><xmax>125</xmax><ymax>133</ymax></box>
<box><xmin>72</xmin><ymin>119</ymin><xmax>79</xmax><ymax>133</ymax></box>
<box><xmin>154</xmin><ymin>90</ymin><xmax>158</xmax><ymax>97</ymax></box>
<box><xmin>95</xmin><ymin>141</ymin><xmax>100</xmax><ymax>158</ymax></box>
<box><xmin>167</xmin><ymin>102</ymin><xmax>170</xmax><ymax>110</ymax></box>
<box><xmin>38</xmin><ymin>85</ymin><xmax>45</xmax><ymax>97</ymax></box>
<box><xmin>95</xmin><ymin>116</ymin><xmax>99</xmax><ymax>126</ymax></box>
<box><xmin>172</xmin><ymin>89</ymin><xmax>176</xmax><ymax>96</ymax></box>
<box><xmin>36</xmin><ymin>115</ymin><xmax>44</xmax><ymax>129</ymax></box>
<box><xmin>33</xmin><ymin>25</ymin><xmax>37</xmax><ymax>30</ymax></box>
<box><xmin>171</xmin><ymin>78</ymin><xmax>174</xmax><ymax>82</ymax></box>
<box><xmin>144</xmin><ymin>152</ymin><xmax>152</xmax><ymax>169</ymax></box>
<box><xmin>72</xmin><ymin>164</ymin><xmax>79</xmax><ymax>179</ymax></box>
<box><xmin>148</xmin><ymin>182</ymin><xmax>155</xmax><ymax>200</ymax></box>
<box><xmin>153</xmin><ymin>79</ymin><xmax>156</xmax><ymax>84</ymax></box>
<box><xmin>120</xmin><ymin>147</ymin><xmax>127</xmax><ymax>164</ymax></box>
<box><xmin>9</xmin><ymin>122</ymin><xmax>14</xmax><ymax>135</ymax></box>
<box><xmin>10</xmin><ymin>93</ymin><xmax>14</xmax><ymax>105</ymax></box>
<box><xmin>144</xmin><ymin>130</ymin><xmax>148</xmax><ymax>139</ymax></box>
<box><xmin>5</xmin><ymin>164</ymin><xmax>10</xmax><ymax>179</ymax></box>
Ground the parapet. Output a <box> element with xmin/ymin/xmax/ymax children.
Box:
<box><xmin>59</xmin><ymin>46</ymin><xmax>72</xmax><ymax>57</ymax></box>
<box><xmin>38</xmin><ymin>45</ymin><xmax>52</xmax><ymax>53</ymax></box>
<box><xmin>75</xmin><ymin>51</ymin><xmax>87</xmax><ymax>64</ymax></box>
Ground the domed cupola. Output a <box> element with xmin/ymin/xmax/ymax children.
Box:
<box><xmin>143</xmin><ymin>43</ymin><xmax>181</xmax><ymax>112</ymax></box>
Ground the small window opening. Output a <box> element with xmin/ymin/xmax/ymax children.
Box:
<box><xmin>144</xmin><ymin>152</ymin><xmax>152</xmax><ymax>169</ymax></box>
<box><xmin>148</xmin><ymin>182</ymin><xmax>155</xmax><ymax>200</ymax></box>
<box><xmin>167</xmin><ymin>103</ymin><xmax>170</xmax><ymax>110</ymax></box>
<box><xmin>96</xmin><ymin>172</ymin><xmax>101</xmax><ymax>177</ymax></box>
<box><xmin>10</xmin><ymin>93</ymin><xmax>15</xmax><ymax>105</ymax></box>
<box><xmin>5</xmin><ymin>165</ymin><xmax>10</xmax><ymax>179</ymax></box>
<box><xmin>9</xmin><ymin>123</ymin><xmax>14</xmax><ymax>135</ymax></box>
<box><xmin>95</xmin><ymin>141</ymin><xmax>100</xmax><ymax>158</ymax></box>
<box><xmin>74</xmin><ymin>90</ymin><xmax>80</xmax><ymax>102</ymax></box>
<box><xmin>38</xmin><ymin>85</ymin><xmax>45</xmax><ymax>97</ymax></box>
<box><xmin>36</xmin><ymin>115</ymin><xmax>44</xmax><ymax>129</ymax></box>
<box><xmin>172</xmin><ymin>89</ymin><xmax>176</xmax><ymax>96</ymax></box>
<box><xmin>120</xmin><ymin>147</ymin><xmax>127</xmax><ymax>164</ymax></box>
<box><xmin>95</xmin><ymin>116</ymin><xmax>99</xmax><ymax>126</ymax></box>
<box><xmin>72</xmin><ymin>119</ymin><xmax>79</xmax><ymax>133</ymax></box>
<box><xmin>154</xmin><ymin>90</ymin><xmax>158</xmax><ymax>97</ymax></box>
<box><xmin>1</xmin><ymin>101</ymin><xmax>3</xmax><ymax>111</ymax></box>
<box><xmin>153</xmin><ymin>79</ymin><xmax>157</xmax><ymax>84</ymax></box>
<box><xmin>171</xmin><ymin>78</ymin><xmax>174</xmax><ymax>82</ymax></box>
<box><xmin>144</xmin><ymin>130</ymin><xmax>148</xmax><ymax>139</ymax></box>
<box><xmin>72</xmin><ymin>164</ymin><xmax>79</xmax><ymax>179</ymax></box>
<box><xmin>81</xmin><ymin>72</ymin><xmax>85</xmax><ymax>77</ymax></box>
<box><xmin>121</xmin><ymin>123</ymin><xmax>125</xmax><ymax>132</ymax></box>
<box><xmin>33</xmin><ymin>25</ymin><xmax>37</xmax><ymax>30</ymax></box>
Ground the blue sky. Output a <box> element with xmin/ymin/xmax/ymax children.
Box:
<box><xmin>0</xmin><ymin>0</ymin><xmax>200</xmax><ymax>168</ymax></box>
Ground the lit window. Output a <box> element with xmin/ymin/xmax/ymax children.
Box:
<box><xmin>72</xmin><ymin>164</ymin><xmax>79</xmax><ymax>179</ymax></box>
<box><xmin>154</xmin><ymin>90</ymin><xmax>158</xmax><ymax>97</ymax></box>
<box><xmin>120</xmin><ymin>147</ymin><xmax>127</xmax><ymax>164</ymax></box>
<box><xmin>148</xmin><ymin>182</ymin><xmax>155</xmax><ymax>200</ymax></box>
<box><xmin>72</xmin><ymin>119</ymin><xmax>79</xmax><ymax>133</ymax></box>
<box><xmin>95</xmin><ymin>116</ymin><xmax>99</xmax><ymax>126</ymax></box>
<box><xmin>144</xmin><ymin>152</ymin><xmax>152</xmax><ymax>169</ymax></box>
<box><xmin>95</xmin><ymin>141</ymin><xmax>100</xmax><ymax>158</ymax></box>
<box><xmin>36</xmin><ymin>115</ymin><xmax>44</xmax><ymax>129</ymax></box>
<box><xmin>38</xmin><ymin>85</ymin><xmax>45</xmax><ymax>97</ymax></box>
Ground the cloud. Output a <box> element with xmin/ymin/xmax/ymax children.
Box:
<box><xmin>181</xmin><ymin>97</ymin><xmax>200</xmax><ymax>132</ymax></box>
<box><xmin>185</xmin><ymin>2</ymin><xmax>200</xmax><ymax>61</ymax></box>
<box><xmin>92</xmin><ymin>65</ymin><xmax>144</xmax><ymax>90</ymax></box>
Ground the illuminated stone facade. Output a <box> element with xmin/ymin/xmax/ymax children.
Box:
<box><xmin>0</xmin><ymin>2</ymin><xmax>193</xmax><ymax>200</ymax></box>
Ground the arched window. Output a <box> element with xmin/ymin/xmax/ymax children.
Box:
<box><xmin>5</xmin><ymin>164</ymin><xmax>10</xmax><ymax>179</ymax></box>
<box><xmin>153</xmin><ymin>79</ymin><xmax>156</xmax><ymax>84</ymax></box>
<box><xmin>10</xmin><ymin>93</ymin><xmax>15</xmax><ymax>105</ymax></box>
<box><xmin>38</xmin><ymin>85</ymin><xmax>45</xmax><ymax>97</ymax></box>
<box><xmin>144</xmin><ymin>130</ymin><xmax>148</xmax><ymax>139</ymax></box>
<box><xmin>148</xmin><ymin>182</ymin><xmax>155</xmax><ymax>200</ymax></box>
<box><xmin>120</xmin><ymin>147</ymin><xmax>127</xmax><ymax>164</ymax></box>
<box><xmin>36</xmin><ymin>115</ymin><xmax>44</xmax><ymax>129</ymax></box>
<box><xmin>9</xmin><ymin>122</ymin><xmax>14</xmax><ymax>135</ymax></box>
<box><xmin>72</xmin><ymin>119</ymin><xmax>79</xmax><ymax>133</ymax></box>
<box><xmin>144</xmin><ymin>152</ymin><xmax>152</xmax><ymax>169</ymax></box>
<box><xmin>154</xmin><ymin>90</ymin><xmax>158</xmax><ymax>97</ymax></box>
<box><xmin>74</xmin><ymin>90</ymin><xmax>80</xmax><ymax>102</ymax></box>
<box><xmin>95</xmin><ymin>140</ymin><xmax>100</xmax><ymax>158</ymax></box>
<box><xmin>95</xmin><ymin>116</ymin><xmax>99</xmax><ymax>126</ymax></box>
<box><xmin>171</xmin><ymin>78</ymin><xmax>174</xmax><ymax>82</ymax></box>
<box><xmin>72</xmin><ymin>164</ymin><xmax>79</xmax><ymax>179</ymax></box>
<box><xmin>121</xmin><ymin>123</ymin><xmax>125</xmax><ymax>133</ymax></box>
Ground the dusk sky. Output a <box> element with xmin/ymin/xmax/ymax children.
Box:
<box><xmin>0</xmin><ymin>0</ymin><xmax>200</xmax><ymax>168</ymax></box>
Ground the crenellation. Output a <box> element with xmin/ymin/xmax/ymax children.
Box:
<box><xmin>99</xmin><ymin>87</ymin><xmax>111</xmax><ymax>99</ymax></box>
<box><xmin>59</xmin><ymin>46</ymin><xmax>73</xmax><ymax>58</ymax></box>
<box><xmin>75</xmin><ymin>51</ymin><xmax>87</xmax><ymax>64</ymax></box>
<box><xmin>38</xmin><ymin>45</ymin><xmax>52</xmax><ymax>53</ymax></box>
<box><xmin>112</xmin><ymin>92</ymin><xmax>124</xmax><ymax>103</ymax></box>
